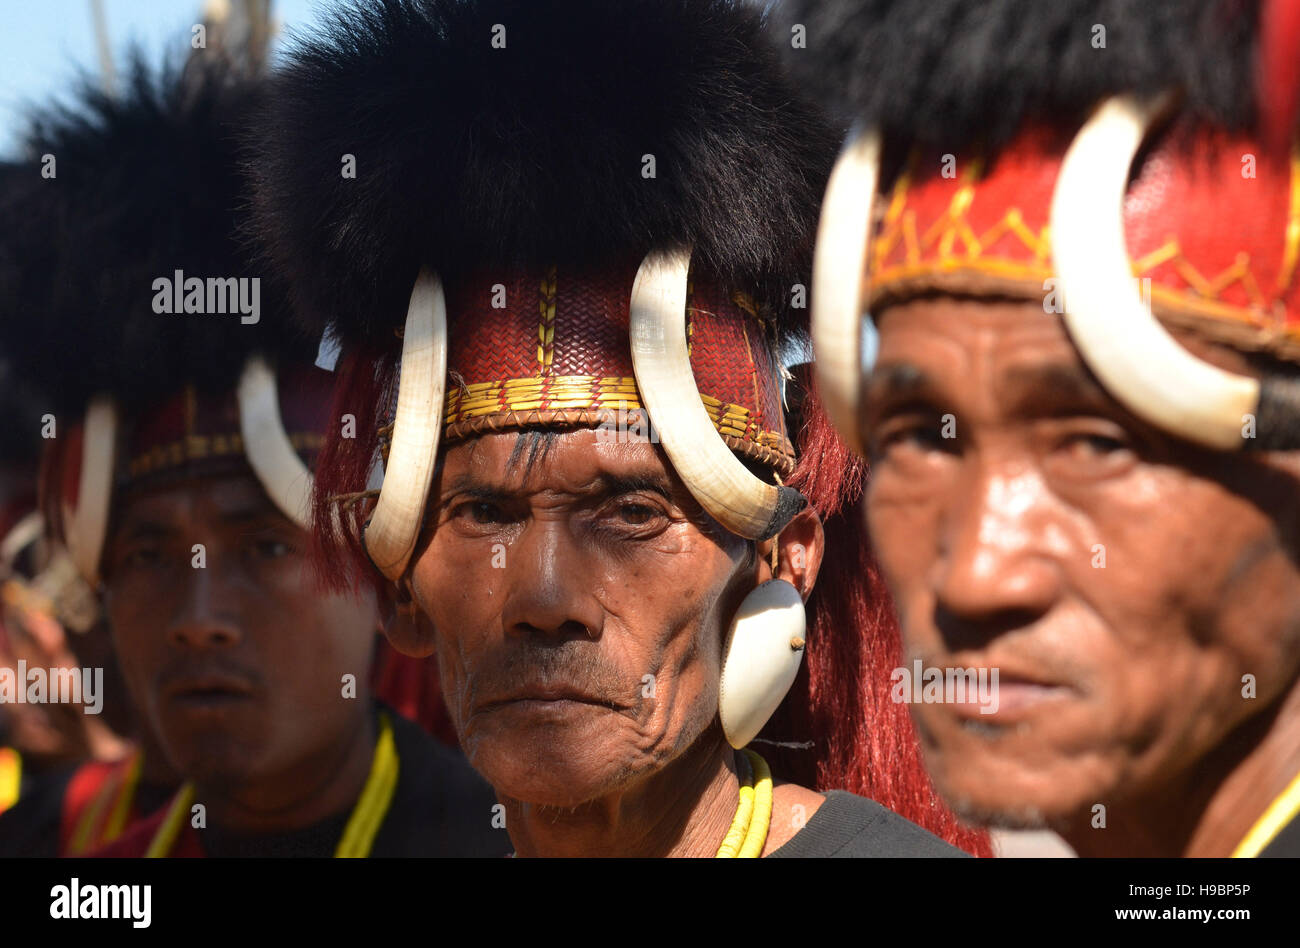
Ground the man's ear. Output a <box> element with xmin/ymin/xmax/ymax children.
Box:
<box><xmin>757</xmin><ymin>506</ymin><xmax>824</xmax><ymax>603</ymax></box>
<box><xmin>376</xmin><ymin>576</ymin><xmax>438</xmax><ymax>657</ymax></box>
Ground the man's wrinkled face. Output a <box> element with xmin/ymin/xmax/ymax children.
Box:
<box><xmin>409</xmin><ymin>429</ymin><xmax>755</xmax><ymax>808</ymax></box>
<box><xmin>103</xmin><ymin>474</ymin><xmax>379</xmax><ymax>790</ymax></box>
<box><xmin>863</xmin><ymin>297</ymin><xmax>1300</xmax><ymax>827</ymax></box>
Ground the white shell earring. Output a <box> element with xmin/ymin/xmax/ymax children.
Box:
<box><xmin>718</xmin><ymin>578</ymin><xmax>807</xmax><ymax>749</ymax></box>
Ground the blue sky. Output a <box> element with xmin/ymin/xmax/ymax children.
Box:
<box><xmin>0</xmin><ymin>0</ymin><xmax>332</xmax><ymax>155</ymax></box>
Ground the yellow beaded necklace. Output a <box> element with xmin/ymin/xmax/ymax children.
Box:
<box><xmin>715</xmin><ymin>749</ymin><xmax>773</xmax><ymax>858</ymax></box>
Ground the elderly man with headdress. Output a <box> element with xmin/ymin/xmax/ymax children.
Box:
<box><xmin>0</xmin><ymin>59</ymin><xmax>507</xmax><ymax>858</ymax></box>
<box><xmin>251</xmin><ymin>0</ymin><xmax>986</xmax><ymax>857</ymax></box>
<box><xmin>794</xmin><ymin>0</ymin><xmax>1300</xmax><ymax>856</ymax></box>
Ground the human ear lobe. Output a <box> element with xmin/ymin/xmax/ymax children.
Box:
<box><xmin>379</xmin><ymin>576</ymin><xmax>438</xmax><ymax>657</ymax></box>
<box><xmin>775</xmin><ymin>507</ymin><xmax>824</xmax><ymax>602</ymax></box>
<box><xmin>719</xmin><ymin>513</ymin><xmax>822</xmax><ymax>749</ymax></box>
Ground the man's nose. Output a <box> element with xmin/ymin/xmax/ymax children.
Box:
<box><xmin>499</xmin><ymin>519</ymin><xmax>605</xmax><ymax>642</ymax></box>
<box><xmin>931</xmin><ymin>459</ymin><xmax>1062</xmax><ymax>649</ymax></box>
<box><xmin>167</xmin><ymin>556</ymin><xmax>244</xmax><ymax>649</ymax></box>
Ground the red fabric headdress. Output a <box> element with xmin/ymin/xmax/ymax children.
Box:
<box><xmin>868</xmin><ymin>121</ymin><xmax>1300</xmax><ymax>361</ymax></box>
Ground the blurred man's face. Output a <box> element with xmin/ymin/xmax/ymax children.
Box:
<box><xmin>103</xmin><ymin>473</ymin><xmax>379</xmax><ymax>791</ymax></box>
<box><xmin>409</xmin><ymin>429</ymin><xmax>757</xmax><ymax>808</ymax></box>
<box><xmin>862</xmin><ymin>297</ymin><xmax>1300</xmax><ymax>827</ymax></box>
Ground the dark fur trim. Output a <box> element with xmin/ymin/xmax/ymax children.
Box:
<box><xmin>250</xmin><ymin>0</ymin><xmax>840</xmax><ymax>351</ymax></box>
<box><xmin>0</xmin><ymin>164</ymin><xmax>40</xmax><ymax>463</ymax></box>
<box><xmin>0</xmin><ymin>58</ymin><xmax>316</xmax><ymax>417</ymax></box>
<box><xmin>0</xmin><ymin>358</ymin><xmax>44</xmax><ymax>465</ymax></box>
<box><xmin>780</xmin><ymin>0</ymin><xmax>1259</xmax><ymax>149</ymax></box>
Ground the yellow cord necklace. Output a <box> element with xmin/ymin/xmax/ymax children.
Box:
<box><xmin>1231</xmin><ymin>769</ymin><xmax>1300</xmax><ymax>858</ymax></box>
<box><xmin>714</xmin><ymin>749</ymin><xmax>773</xmax><ymax>858</ymax></box>
<box><xmin>146</xmin><ymin>712</ymin><xmax>399</xmax><ymax>858</ymax></box>
<box><xmin>68</xmin><ymin>752</ymin><xmax>142</xmax><ymax>855</ymax></box>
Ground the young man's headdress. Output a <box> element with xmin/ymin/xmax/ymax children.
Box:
<box><xmin>0</xmin><ymin>61</ymin><xmax>330</xmax><ymax>583</ymax></box>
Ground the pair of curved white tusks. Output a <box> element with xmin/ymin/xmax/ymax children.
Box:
<box><xmin>362</xmin><ymin>269</ymin><xmax>448</xmax><ymax>581</ymax></box>
<box><xmin>361</xmin><ymin>256</ymin><xmax>806</xmax><ymax>581</ymax></box>
<box><xmin>62</xmin><ymin>397</ymin><xmax>117</xmax><ymax>584</ymax></box>
<box><xmin>1051</xmin><ymin>95</ymin><xmax>1261</xmax><ymax>450</ymax></box>
<box><xmin>237</xmin><ymin>355</ymin><xmax>315</xmax><ymax>530</ymax></box>
<box><xmin>65</xmin><ymin>358</ymin><xmax>318</xmax><ymax>584</ymax></box>
<box><xmin>628</xmin><ymin>249</ymin><xmax>806</xmax><ymax>541</ymax></box>
<box><xmin>812</xmin><ymin>95</ymin><xmax>1277</xmax><ymax>454</ymax></box>
<box><xmin>811</xmin><ymin>126</ymin><xmax>882</xmax><ymax>458</ymax></box>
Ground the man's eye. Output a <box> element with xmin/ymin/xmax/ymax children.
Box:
<box><xmin>123</xmin><ymin>547</ymin><xmax>164</xmax><ymax>568</ymax></box>
<box><xmin>615</xmin><ymin>503</ymin><xmax>659</xmax><ymax>526</ymax></box>
<box><xmin>1062</xmin><ymin>432</ymin><xmax>1130</xmax><ymax>458</ymax></box>
<box><xmin>1043</xmin><ymin>425</ymin><xmax>1139</xmax><ymax>482</ymax></box>
<box><xmin>873</xmin><ymin>421</ymin><xmax>950</xmax><ymax>457</ymax></box>
<box><xmin>459</xmin><ymin>501</ymin><xmax>508</xmax><ymax>525</ymax></box>
<box><xmin>253</xmin><ymin>539</ymin><xmax>293</xmax><ymax>559</ymax></box>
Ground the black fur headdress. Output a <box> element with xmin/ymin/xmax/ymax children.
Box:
<box><xmin>0</xmin><ymin>164</ymin><xmax>42</xmax><ymax>465</ymax></box>
<box><xmin>250</xmin><ymin>0</ymin><xmax>841</xmax><ymax>351</ymax></box>
<box><xmin>780</xmin><ymin>0</ymin><xmax>1259</xmax><ymax>151</ymax></box>
<box><xmin>0</xmin><ymin>60</ymin><xmax>314</xmax><ymax>419</ymax></box>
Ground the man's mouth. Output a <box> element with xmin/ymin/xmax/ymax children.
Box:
<box><xmin>162</xmin><ymin>675</ymin><xmax>258</xmax><ymax>710</ymax></box>
<box><xmin>924</xmin><ymin>655</ymin><xmax>1082</xmax><ymax>722</ymax></box>
<box><xmin>479</xmin><ymin>684</ymin><xmax>629</xmax><ymax>714</ymax></box>
<box><xmin>964</xmin><ymin>680</ymin><xmax>1073</xmax><ymax>718</ymax></box>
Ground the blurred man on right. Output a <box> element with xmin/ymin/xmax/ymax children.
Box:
<box><xmin>793</xmin><ymin>0</ymin><xmax>1300</xmax><ymax>856</ymax></box>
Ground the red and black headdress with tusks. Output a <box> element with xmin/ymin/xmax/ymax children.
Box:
<box><xmin>0</xmin><ymin>59</ymin><xmax>328</xmax><ymax>584</ymax></box>
<box><xmin>251</xmin><ymin>0</ymin><xmax>987</xmax><ymax>845</ymax></box>
<box><xmin>786</xmin><ymin>0</ymin><xmax>1300</xmax><ymax>456</ymax></box>
<box><xmin>249</xmin><ymin>0</ymin><xmax>840</xmax><ymax>586</ymax></box>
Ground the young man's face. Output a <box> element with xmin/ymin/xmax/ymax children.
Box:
<box><xmin>103</xmin><ymin>473</ymin><xmax>379</xmax><ymax>790</ymax></box>
<box><xmin>408</xmin><ymin>429</ymin><xmax>763</xmax><ymax>808</ymax></box>
<box><xmin>862</xmin><ymin>297</ymin><xmax>1300</xmax><ymax>827</ymax></box>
